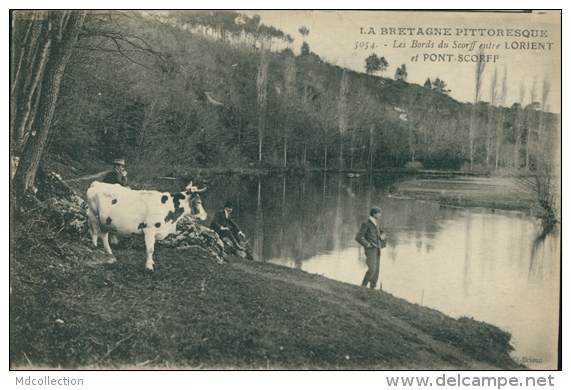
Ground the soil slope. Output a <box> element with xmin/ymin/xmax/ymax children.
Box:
<box><xmin>10</xmin><ymin>240</ymin><xmax>523</xmax><ymax>370</ymax></box>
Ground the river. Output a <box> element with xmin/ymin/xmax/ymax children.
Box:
<box><xmin>196</xmin><ymin>172</ymin><xmax>560</xmax><ymax>370</ymax></box>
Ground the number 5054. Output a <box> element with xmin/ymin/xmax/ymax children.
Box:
<box><xmin>354</xmin><ymin>42</ymin><xmax>377</xmax><ymax>50</ymax></box>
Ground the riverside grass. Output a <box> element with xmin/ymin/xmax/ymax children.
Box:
<box><xmin>10</xmin><ymin>232</ymin><xmax>522</xmax><ymax>370</ymax></box>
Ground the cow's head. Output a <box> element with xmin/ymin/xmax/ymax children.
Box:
<box><xmin>185</xmin><ymin>181</ymin><xmax>207</xmax><ymax>221</ymax></box>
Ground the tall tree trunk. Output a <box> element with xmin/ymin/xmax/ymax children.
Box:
<box><xmin>256</xmin><ymin>49</ymin><xmax>269</xmax><ymax>162</ymax></box>
<box><xmin>526</xmin><ymin>79</ymin><xmax>537</xmax><ymax>171</ymax></box>
<box><xmin>470</xmin><ymin>50</ymin><xmax>486</xmax><ymax>171</ymax></box>
<box><xmin>283</xmin><ymin>54</ymin><xmax>295</xmax><ymax>168</ymax></box>
<box><xmin>11</xmin><ymin>13</ymin><xmax>37</xmax><ymax>90</ymax></box>
<box><xmin>538</xmin><ymin>77</ymin><xmax>551</xmax><ymax>169</ymax></box>
<box><xmin>11</xmin><ymin>14</ymin><xmax>52</xmax><ymax>153</ymax></box>
<box><xmin>338</xmin><ymin>69</ymin><xmax>348</xmax><ymax>171</ymax></box>
<box><xmin>12</xmin><ymin>11</ymin><xmax>86</xmax><ymax>195</ymax></box>
<box><xmin>495</xmin><ymin>107</ymin><xmax>502</xmax><ymax>171</ymax></box>
<box><xmin>495</xmin><ymin>67</ymin><xmax>508</xmax><ymax>171</ymax></box>
<box><xmin>283</xmin><ymin>135</ymin><xmax>288</xmax><ymax>168</ymax></box>
<box><xmin>350</xmin><ymin>130</ymin><xmax>355</xmax><ymax>169</ymax></box>
<box><xmin>369</xmin><ymin>124</ymin><xmax>374</xmax><ymax>170</ymax></box>
<box><xmin>487</xmin><ymin>67</ymin><xmax>498</xmax><ymax>172</ymax></box>
<box><xmin>514</xmin><ymin>82</ymin><xmax>526</xmax><ymax>169</ymax></box>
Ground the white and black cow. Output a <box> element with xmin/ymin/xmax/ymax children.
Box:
<box><xmin>86</xmin><ymin>181</ymin><xmax>207</xmax><ymax>270</ymax></box>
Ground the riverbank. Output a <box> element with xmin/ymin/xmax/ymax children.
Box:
<box><xmin>55</xmin><ymin>157</ymin><xmax>528</xmax><ymax>213</ymax></box>
<box><xmin>10</xmin><ymin>237</ymin><xmax>523</xmax><ymax>370</ymax></box>
<box><xmin>391</xmin><ymin>176</ymin><xmax>533</xmax><ymax>212</ymax></box>
<box><xmin>11</xmin><ymin>165</ymin><xmax>531</xmax><ymax>369</ymax></box>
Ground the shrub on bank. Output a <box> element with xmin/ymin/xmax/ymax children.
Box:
<box><xmin>404</xmin><ymin>161</ymin><xmax>423</xmax><ymax>172</ymax></box>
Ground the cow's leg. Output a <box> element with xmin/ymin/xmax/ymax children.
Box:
<box><xmin>91</xmin><ymin>226</ymin><xmax>99</xmax><ymax>247</ymax></box>
<box><xmin>98</xmin><ymin>230</ymin><xmax>117</xmax><ymax>264</ymax></box>
<box><xmin>87</xmin><ymin>209</ymin><xmax>99</xmax><ymax>247</ymax></box>
<box><xmin>143</xmin><ymin>231</ymin><xmax>156</xmax><ymax>270</ymax></box>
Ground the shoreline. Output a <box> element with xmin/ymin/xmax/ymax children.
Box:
<box><xmin>11</xmin><ymin>166</ymin><xmax>538</xmax><ymax>370</ymax></box>
<box><xmin>10</xmin><ymin>240</ymin><xmax>525</xmax><ymax>370</ymax></box>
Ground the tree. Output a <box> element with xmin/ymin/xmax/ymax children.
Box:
<box><xmin>300</xmin><ymin>42</ymin><xmax>310</xmax><ymax>56</ymax></box>
<box><xmin>395</xmin><ymin>64</ymin><xmax>407</xmax><ymax>81</ymax></box>
<box><xmin>526</xmin><ymin>77</ymin><xmax>538</xmax><ymax>170</ymax></box>
<box><xmin>431</xmin><ymin>78</ymin><xmax>450</xmax><ymax>94</ymax></box>
<box><xmin>11</xmin><ymin>10</ymin><xmax>87</xmax><ymax>196</ymax></box>
<box><xmin>338</xmin><ymin>69</ymin><xmax>349</xmax><ymax>170</ymax></box>
<box><xmin>513</xmin><ymin>82</ymin><xmax>526</xmax><ymax>169</ymax></box>
<box><xmin>256</xmin><ymin>49</ymin><xmax>269</xmax><ymax>162</ymax></box>
<box><xmin>539</xmin><ymin>76</ymin><xmax>551</xmax><ymax>158</ymax></box>
<box><xmin>298</xmin><ymin>26</ymin><xmax>309</xmax><ymax>39</ymax></box>
<box><xmin>364</xmin><ymin>53</ymin><xmax>381</xmax><ymax>75</ymax></box>
<box><xmin>299</xmin><ymin>26</ymin><xmax>310</xmax><ymax>55</ymax></box>
<box><xmin>495</xmin><ymin>67</ymin><xmax>508</xmax><ymax>171</ymax></box>
<box><xmin>469</xmin><ymin>49</ymin><xmax>486</xmax><ymax>171</ymax></box>
<box><xmin>487</xmin><ymin>67</ymin><xmax>498</xmax><ymax>170</ymax></box>
<box><xmin>423</xmin><ymin>78</ymin><xmax>432</xmax><ymax>88</ymax></box>
<box><xmin>282</xmin><ymin>51</ymin><xmax>296</xmax><ymax>167</ymax></box>
<box><xmin>378</xmin><ymin>56</ymin><xmax>389</xmax><ymax>77</ymax></box>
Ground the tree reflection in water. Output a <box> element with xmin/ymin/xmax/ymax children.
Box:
<box><xmin>217</xmin><ymin>172</ymin><xmax>560</xmax><ymax>369</ymax></box>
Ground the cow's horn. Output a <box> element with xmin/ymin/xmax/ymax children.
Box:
<box><xmin>185</xmin><ymin>181</ymin><xmax>207</xmax><ymax>193</ymax></box>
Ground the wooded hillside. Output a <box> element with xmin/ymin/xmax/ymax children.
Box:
<box><xmin>11</xmin><ymin>11</ymin><xmax>560</xmax><ymax>182</ymax></box>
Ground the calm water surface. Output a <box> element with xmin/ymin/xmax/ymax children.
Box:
<box><xmin>195</xmin><ymin>172</ymin><xmax>560</xmax><ymax>369</ymax></box>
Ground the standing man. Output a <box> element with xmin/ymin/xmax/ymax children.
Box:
<box><xmin>211</xmin><ymin>201</ymin><xmax>245</xmax><ymax>250</ymax></box>
<box><xmin>102</xmin><ymin>159</ymin><xmax>128</xmax><ymax>187</ymax></box>
<box><xmin>355</xmin><ymin>206</ymin><xmax>387</xmax><ymax>290</ymax></box>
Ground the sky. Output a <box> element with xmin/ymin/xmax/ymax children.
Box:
<box><xmin>247</xmin><ymin>10</ymin><xmax>561</xmax><ymax>113</ymax></box>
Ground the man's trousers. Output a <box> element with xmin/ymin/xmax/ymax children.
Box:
<box><xmin>362</xmin><ymin>246</ymin><xmax>380</xmax><ymax>288</ymax></box>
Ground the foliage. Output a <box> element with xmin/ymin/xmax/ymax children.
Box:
<box><xmin>11</xmin><ymin>10</ymin><xmax>560</xmax><ymax>183</ymax></box>
<box><xmin>404</xmin><ymin>161</ymin><xmax>423</xmax><ymax>172</ymax></box>
<box><xmin>431</xmin><ymin>78</ymin><xmax>450</xmax><ymax>94</ymax></box>
<box><xmin>364</xmin><ymin>54</ymin><xmax>389</xmax><ymax>77</ymax></box>
<box><xmin>394</xmin><ymin>64</ymin><xmax>407</xmax><ymax>81</ymax></box>
<box><xmin>11</xmin><ymin>11</ymin><xmax>87</xmax><ymax>195</ymax></box>
<box><xmin>364</xmin><ymin>53</ymin><xmax>381</xmax><ymax>75</ymax></box>
<box><xmin>378</xmin><ymin>56</ymin><xmax>389</xmax><ymax>76</ymax></box>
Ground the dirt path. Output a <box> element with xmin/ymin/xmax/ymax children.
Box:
<box><xmin>65</xmin><ymin>170</ymin><xmax>108</xmax><ymax>182</ymax></box>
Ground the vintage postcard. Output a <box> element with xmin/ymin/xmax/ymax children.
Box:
<box><xmin>10</xmin><ymin>9</ymin><xmax>561</xmax><ymax>380</ymax></box>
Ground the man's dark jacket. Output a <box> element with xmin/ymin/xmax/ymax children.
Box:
<box><xmin>101</xmin><ymin>170</ymin><xmax>128</xmax><ymax>187</ymax></box>
<box><xmin>210</xmin><ymin>210</ymin><xmax>239</xmax><ymax>233</ymax></box>
<box><xmin>355</xmin><ymin>219</ymin><xmax>384</xmax><ymax>248</ymax></box>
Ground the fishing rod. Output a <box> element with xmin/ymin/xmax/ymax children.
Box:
<box><xmin>240</xmin><ymin>237</ymin><xmax>258</xmax><ymax>261</ymax></box>
<box><xmin>232</xmin><ymin>221</ymin><xmax>259</xmax><ymax>261</ymax></box>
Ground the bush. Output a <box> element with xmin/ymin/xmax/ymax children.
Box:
<box><xmin>404</xmin><ymin>161</ymin><xmax>423</xmax><ymax>172</ymax></box>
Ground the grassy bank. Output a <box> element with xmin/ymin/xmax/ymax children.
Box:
<box><xmin>11</xmin><ymin>164</ymin><xmax>527</xmax><ymax>370</ymax></box>
<box><xmin>10</xmin><ymin>236</ymin><xmax>523</xmax><ymax>370</ymax></box>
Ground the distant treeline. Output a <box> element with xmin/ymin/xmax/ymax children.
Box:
<box><xmin>39</xmin><ymin>11</ymin><xmax>558</xmax><ymax>175</ymax></box>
